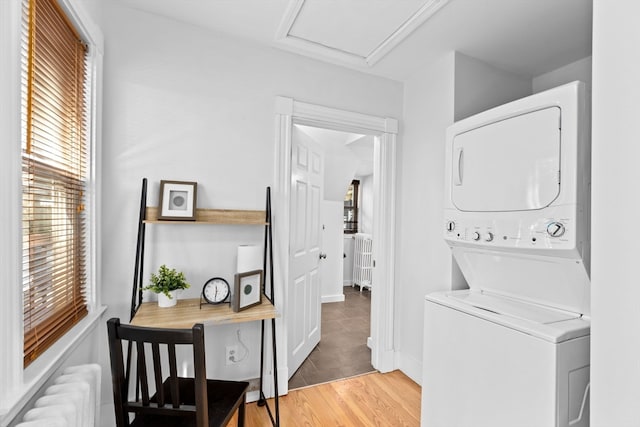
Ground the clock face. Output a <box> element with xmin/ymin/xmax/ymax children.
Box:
<box><xmin>202</xmin><ymin>277</ymin><xmax>230</xmax><ymax>304</ymax></box>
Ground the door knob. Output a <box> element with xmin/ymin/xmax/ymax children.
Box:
<box><xmin>319</xmin><ymin>253</ymin><xmax>327</xmax><ymax>259</ymax></box>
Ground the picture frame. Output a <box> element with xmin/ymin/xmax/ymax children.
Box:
<box><xmin>158</xmin><ymin>180</ymin><xmax>197</xmax><ymax>221</ymax></box>
<box><xmin>232</xmin><ymin>269</ymin><xmax>263</xmax><ymax>312</ymax></box>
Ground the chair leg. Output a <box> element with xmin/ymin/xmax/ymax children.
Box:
<box><xmin>237</xmin><ymin>399</ymin><xmax>245</xmax><ymax>427</ymax></box>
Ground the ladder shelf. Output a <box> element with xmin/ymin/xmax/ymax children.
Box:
<box><xmin>129</xmin><ymin>177</ymin><xmax>280</xmax><ymax>426</ymax></box>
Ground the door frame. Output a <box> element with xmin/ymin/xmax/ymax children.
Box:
<box><xmin>274</xmin><ymin>96</ymin><xmax>398</xmax><ymax>388</ymax></box>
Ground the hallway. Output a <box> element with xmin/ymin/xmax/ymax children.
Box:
<box><xmin>289</xmin><ymin>286</ymin><xmax>374</xmax><ymax>389</ymax></box>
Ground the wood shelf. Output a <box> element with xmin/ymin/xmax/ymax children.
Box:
<box><xmin>131</xmin><ymin>295</ymin><xmax>277</xmax><ymax>329</ymax></box>
<box><xmin>144</xmin><ymin>207</ymin><xmax>267</xmax><ymax>225</ymax></box>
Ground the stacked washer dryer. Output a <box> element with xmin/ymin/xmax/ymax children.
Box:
<box><xmin>422</xmin><ymin>81</ymin><xmax>591</xmax><ymax>427</ymax></box>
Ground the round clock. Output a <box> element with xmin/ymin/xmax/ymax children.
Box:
<box><xmin>202</xmin><ymin>277</ymin><xmax>230</xmax><ymax>304</ymax></box>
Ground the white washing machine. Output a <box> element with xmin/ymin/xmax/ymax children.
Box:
<box><xmin>422</xmin><ymin>81</ymin><xmax>591</xmax><ymax>427</ymax></box>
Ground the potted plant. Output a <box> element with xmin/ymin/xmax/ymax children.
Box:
<box><xmin>143</xmin><ymin>264</ymin><xmax>190</xmax><ymax>307</ymax></box>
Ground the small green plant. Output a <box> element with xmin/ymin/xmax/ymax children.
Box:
<box><xmin>143</xmin><ymin>264</ymin><xmax>190</xmax><ymax>299</ymax></box>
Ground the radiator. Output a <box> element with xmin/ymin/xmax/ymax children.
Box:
<box><xmin>16</xmin><ymin>364</ymin><xmax>101</xmax><ymax>427</ymax></box>
<box><xmin>353</xmin><ymin>233</ymin><xmax>373</xmax><ymax>292</ymax></box>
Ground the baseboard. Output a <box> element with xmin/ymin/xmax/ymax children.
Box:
<box><xmin>321</xmin><ymin>294</ymin><xmax>345</xmax><ymax>303</ymax></box>
<box><xmin>343</xmin><ymin>281</ymin><xmax>352</xmax><ymax>287</ymax></box>
<box><xmin>398</xmin><ymin>351</ymin><xmax>423</xmax><ymax>386</ymax></box>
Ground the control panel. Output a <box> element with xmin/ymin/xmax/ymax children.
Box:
<box><xmin>444</xmin><ymin>213</ymin><xmax>577</xmax><ymax>251</ymax></box>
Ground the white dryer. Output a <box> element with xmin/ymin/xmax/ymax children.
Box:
<box><xmin>422</xmin><ymin>81</ymin><xmax>591</xmax><ymax>427</ymax></box>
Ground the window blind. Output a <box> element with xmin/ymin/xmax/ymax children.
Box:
<box><xmin>22</xmin><ymin>0</ymin><xmax>88</xmax><ymax>367</ymax></box>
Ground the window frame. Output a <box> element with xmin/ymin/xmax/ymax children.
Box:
<box><xmin>0</xmin><ymin>0</ymin><xmax>103</xmax><ymax>422</ymax></box>
<box><xmin>22</xmin><ymin>0</ymin><xmax>91</xmax><ymax>367</ymax></box>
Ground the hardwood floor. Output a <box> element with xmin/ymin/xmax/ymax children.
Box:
<box><xmin>228</xmin><ymin>370</ymin><xmax>421</xmax><ymax>426</ymax></box>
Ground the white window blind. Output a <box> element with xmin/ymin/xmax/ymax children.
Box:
<box><xmin>22</xmin><ymin>0</ymin><xmax>89</xmax><ymax>367</ymax></box>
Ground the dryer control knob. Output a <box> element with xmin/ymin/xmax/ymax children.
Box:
<box><xmin>484</xmin><ymin>232</ymin><xmax>494</xmax><ymax>242</ymax></box>
<box><xmin>446</xmin><ymin>221</ymin><xmax>455</xmax><ymax>232</ymax></box>
<box><xmin>547</xmin><ymin>222</ymin><xmax>565</xmax><ymax>237</ymax></box>
<box><xmin>472</xmin><ymin>231</ymin><xmax>481</xmax><ymax>241</ymax></box>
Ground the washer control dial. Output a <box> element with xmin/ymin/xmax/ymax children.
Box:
<box><xmin>446</xmin><ymin>221</ymin><xmax>456</xmax><ymax>232</ymax></box>
<box><xmin>484</xmin><ymin>232</ymin><xmax>494</xmax><ymax>242</ymax></box>
<box><xmin>546</xmin><ymin>222</ymin><xmax>566</xmax><ymax>237</ymax></box>
<box><xmin>472</xmin><ymin>231</ymin><xmax>481</xmax><ymax>241</ymax></box>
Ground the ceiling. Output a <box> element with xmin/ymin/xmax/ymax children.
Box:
<box><xmin>296</xmin><ymin>125</ymin><xmax>374</xmax><ymax>177</ymax></box>
<box><xmin>116</xmin><ymin>0</ymin><xmax>592</xmax><ymax>81</ymax></box>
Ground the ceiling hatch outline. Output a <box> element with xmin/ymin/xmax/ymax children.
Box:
<box><xmin>275</xmin><ymin>0</ymin><xmax>450</xmax><ymax>68</ymax></box>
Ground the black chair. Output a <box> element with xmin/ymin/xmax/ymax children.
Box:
<box><xmin>107</xmin><ymin>318</ymin><xmax>249</xmax><ymax>427</ymax></box>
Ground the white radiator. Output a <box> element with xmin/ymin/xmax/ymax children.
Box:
<box><xmin>353</xmin><ymin>233</ymin><xmax>373</xmax><ymax>292</ymax></box>
<box><xmin>16</xmin><ymin>364</ymin><xmax>101</xmax><ymax>427</ymax></box>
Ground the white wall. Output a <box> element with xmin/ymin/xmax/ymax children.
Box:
<box><xmin>533</xmin><ymin>56</ymin><xmax>592</xmax><ymax>94</ymax></box>
<box><xmin>591</xmin><ymin>2</ymin><xmax>640</xmax><ymax>424</ymax></box>
<box><xmin>395</xmin><ymin>52</ymin><xmax>455</xmax><ymax>383</ymax></box>
<box><xmin>97</xmin><ymin>0</ymin><xmax>402</xmax><ymax>414</ymax></box>
<box><xmin>454</xmin><ymin>52</ymin><xmax>532</xmax><ymax>121</ymax></box>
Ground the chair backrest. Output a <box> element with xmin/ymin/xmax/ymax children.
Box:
<box><xmin>107</xmin><ymin>318</ymin><xmax>208</xmax><ymax>427</ymax></box>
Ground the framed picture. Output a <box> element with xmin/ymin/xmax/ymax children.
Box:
<box><xmin>232</xmin><ymin>269</ymin><xmax>263</xmax><ymax>312</ymax></box>
<box><xmin>158</xmin><ymin>180</ymin><xmax>197</xmax><ymax>220</ymax></box>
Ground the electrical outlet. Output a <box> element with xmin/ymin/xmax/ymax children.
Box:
<box><xmin>225</xmin><ymin>345</ymin><xmax>239</xmax><ymax>365</ymax></box>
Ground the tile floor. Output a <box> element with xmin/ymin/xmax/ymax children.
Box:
<box><xmin>288</xmin><ymin>285</ymin><xmax>374</xmax><ymax>389</ymax></box>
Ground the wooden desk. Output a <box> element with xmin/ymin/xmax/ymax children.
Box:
<box><xmin>130</xmin><ymin>295</ymin><xmax>280</xmax><ymax>425</ymax></box>
<box><xmin>130</xmin><ymin>296</ymin><xmax>277</xmax><ymax>329</ymax></box>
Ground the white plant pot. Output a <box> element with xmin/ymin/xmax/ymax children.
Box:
<box><xmin>157</xmin><ymin>291</ymin><xmax>177</xmax><ymax>308</ymax></box>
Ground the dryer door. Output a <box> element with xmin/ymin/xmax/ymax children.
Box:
<box><xmin>451</xmin><ymin>107</ymin><xmax>561</xmax><ymax>212</ymax></box>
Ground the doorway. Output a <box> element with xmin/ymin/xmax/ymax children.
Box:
<box><xmin>274</xmin><ymin>96</ymin><xmax>398</xmax><ymax>394</ymax></box>
<box><xmin>288</xmin><ymin>124</ymin><xmax>375</xmax><ymax>388</ymax></box>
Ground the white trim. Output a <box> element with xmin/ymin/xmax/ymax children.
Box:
<box><xmin>0</xmin><ymin>0</ymin><xmax>25</xmax><ymax>412</ymax></box>
<box><xmin>274</xmin><ymin>0</ymin><xmax>304</xmax><ymax>44</ymax></box>
<box><xmin>275</xmin><ymin>96</ymin><xmax>398</xmax><ymax>377</ymax></box>
<box><xmin>397</xmin><ymin>350</ymin><xmax>423</xmax><ymax>386</ymax></box>
<box><xmin>273</xmin><ymin>110</ymin><xmax>293</xmax><ymax>395</ymax></box>
<box><xmin>57</xmin><ymin>0</ymin><xmax>104</xmax><ymax>53</ymax></box>
<box><xmin>274</xmin><ymin>0</ymin><xmax>450</xmax><ymax>68</ymax></box>
<box><xmin>321</xmin><ymin>294</ymin><xmax>346</xmax><ymax>304</ymax></box>
<box><xmin>370</xmin><ymin>133</ymin><xmax>397</xmax><ymax>373</ymax></box>
<box><xmin>284</xmin><ymin>99</ymin><xmax>398</xmax><ymax>134</ymax></box>
<box><xmin>365</xmin><ymin>0</ymin><xmax>450</xmax><ymax>66</ymax></box>
<box><xmin>87</xmin><ymin>42</ymin><xmax>104</xmax><ymax>309</ymax></box>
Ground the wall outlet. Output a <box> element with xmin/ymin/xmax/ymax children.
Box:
<box><xmin>225</xmin><ymin>345</ymin><xmax>239</xmax><ymax>365</ymax></box>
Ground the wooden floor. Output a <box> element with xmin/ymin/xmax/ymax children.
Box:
<box><xmin>228</xmin><ymin>370</ymin><xmax>421</xmax><ymax>426</ymax></box>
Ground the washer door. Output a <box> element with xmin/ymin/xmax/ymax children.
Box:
<box><xmin>451</xmin><ymin>106</ymin><xmax>561</xmax><ymax>212</ymax></box>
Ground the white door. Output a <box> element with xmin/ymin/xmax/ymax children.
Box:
<box><xmin>288</xmin><ymin>129</ymin><xmax>324</xmax><ymax>376</ymax></box>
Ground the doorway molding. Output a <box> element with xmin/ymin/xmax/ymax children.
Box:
<box><xmin>274</xmin><ymin>96</ymin><xmax>398</xmax><ymax>384</ymax></box>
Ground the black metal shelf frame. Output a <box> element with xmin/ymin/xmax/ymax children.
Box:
<box><xmin>130</xmin><ymin>177</ymin><xmax>280</xmax><ymax>426</ymax></box>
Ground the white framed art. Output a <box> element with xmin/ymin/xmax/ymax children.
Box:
<box><xmin>158</xmin><ymin>180</ymin><xmax>197</xmax><ymax>221</ymax></box>
<box><xmin>232</xmin><ymin>269</ymin><xmax>263</xmax><ymax>312</ymax></box>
